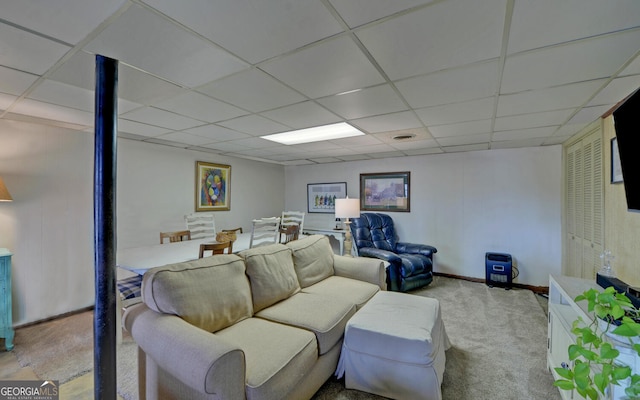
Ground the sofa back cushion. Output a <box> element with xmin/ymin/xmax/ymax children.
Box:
<box><xmin>239</xmin><ymin>244</ymin><xmax>300</xmax><ymax>312</ymax></box>
<box><xmin>286</xmin><ymin>235</ymin><xmax>334</xmax><ymax>288</ymax></box>
<box><xmin>142</xmin><ymin>254</ymin><xmax>252</xmax><ymax>333</ymax></box>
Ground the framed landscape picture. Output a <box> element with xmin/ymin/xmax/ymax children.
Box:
<box><xmin>196</xmin><ymin>161</ymin><xmax>231</xmax><ymax>211</ymax></box>
<box><xmin>307</xmin><ymin>182</ymin><xmax>347</xmax><ymax>213</ymax></box>
<box><xmin>360</xmin><ymin>171</ymin><xmax>410</xmax><ymax>212</ymax></box>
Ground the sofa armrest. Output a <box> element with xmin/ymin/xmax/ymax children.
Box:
<box><xmin>124</xmin><ymin>304</ymin><xmax>245</xmax><ymax>398</ymax></box>
<box><xmin>396</xmin><ymin>242</ymin><xmax>437</xmax><ymax>258</ymax></box>
<box><xmin>333</xmin><ymin>255</ymin><xmax>387</xmax><ymax>290</ymax></box>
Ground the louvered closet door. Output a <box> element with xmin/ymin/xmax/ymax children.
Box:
<box><xmin>565</xmin><ymin>128</ymin><xmax>603</xmax><ymax>279</ymax></box>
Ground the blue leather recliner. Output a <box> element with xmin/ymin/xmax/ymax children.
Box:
<box><xmin>350</xmin><ymin>213</ymin><xmax>437</xmax><ymax>292</ymax></box>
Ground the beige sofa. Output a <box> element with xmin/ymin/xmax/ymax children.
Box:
<box><xmin>124</xmin><ymin>235</ymin><xmax>386</xmax><ymax>400</ymax></box>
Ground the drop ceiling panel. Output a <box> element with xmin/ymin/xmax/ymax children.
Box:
<box><xmin>567</xmin><ymin>105</ymin><xmax>611</xmax><ymax>124</ymax></box>
<box><xmin>415</xmin><ymin>97</ymin><xmax>495</xmax><ymax>127</ymax></box>
<box><xmin>117</xmin><ymin>119</ymin><xmax>172</xmax><ymax>137</ymax></box>
<box><xmin>328</xmin><ymin>0</ymin><xmax>436</xmax><ymax>28</ymax></box>
<box><xmin>197</xmin><ymin>69</ymin><xmax>306</xmax><ymax>113</ymax></box>
<box><xmin>492</xmin><ymin>126</ymin><xmax>557</xmax><ymax>141</ymax></box>
<box><xmin>508</xmin><ymin>0</ymin><xmax>640</xmax><ymax>54</ymax></box>
<box><xmin>0</xmin><ymin>23</ymin><xmax>70</xmax><ymax>75</ymax></box>
<box><xmin>182</xmin><ymin>125</ymin><xmax>251</xmax><ymax>142</ymax></box>
<box><xmin>395</xmin><ymin>61</ymin><xmax>500</xmax><ymax>109</ymax></box>
<box><xmin>356</xmin><ymin>0</ymin><xmax>506</xmax><ymax>80</ymax></box>
<box><xmin>0</xmin><ymin>0</ymin><xmax>127</xmax><ymax>45</ymax></box>
<box><xmin>497</xmin><ymin>79</ymin><xmax>607</xmax><ymax>117</ymax></box>
<box><xmin>494</xmin><ymin>109</ymin><xmax>575</xmax><ymax>131</ymax></box>
<box><xmin>12</xmin><ymin>99</ymin><xmax>93</xmax><ymax>125</ymax></box>
<box><xmin>429</xmin><ymin>119</ymin><xmax>492</xmax><ymax>138</ymax></box>
<box><xmin>152</xmin><ymin>92</ymin><xmax>248</xmax><ymax>123</ymax></box>
<box><xmin>502</xmin><ymin>30</ymin><xmax>640</xmax><ymax>93</ymax></box>
<box><xmin>120</xmin><ymin>106</ymin><xmax>204</xmax><ymax>130</ymax></box>
<box><xmin>437</xmin><ymin>133</ymin><xmax>490</xmax><ymax>147</ymax></box>
<box><xmin>389</xmin><ymin>138</ymin><xmax>438</xmax><ymax>151</ymax></box>
<box><xmin>0</xmin><ymin>66</ymin><xmax>39</xmax><ymax>96</ymax></box>
<box><xmin>0</xmin><ymin>93</ymin><xmax>17</xmax><ymax>110</ymax></box>
<box><xmin>372</xmin><ymin>128</ymin><xmax>431</xmax><ymax>143</ymax></box>
<box><xmin>83</xmin><ymin>5</ymin><xmax>248</xmax><ymax>87</ymax></box>
<box><xmin>587</xmin><ymin>75</ymin><xmax>640</xmax><ymax>107</ymax></box>
<box><xmin>260</xmin><ymin>101</ymin><xmax>342</xmax><ymax>129</ymax></box>
<box><xmin>217</xmin><ymin>115</ymin><xmax>289</xmax><ymax>136</ymax></box>
<box><xmin>142</xmin><ymin>0</ymin><xmax>344</xmax><ymax>64</ymax></box>
<box><xmin>317</xmin><ymin>84</ymin><xmax>407</xmax><ymax>119</ymax></box>
<box><xmin>351</xmin><ymin>111</ymin><xmax>422</xmax><ymax>133</ymax></box>
<box><xmin>156</xmin><ymin>131</ymin><xmax>216</xmax><ymax>146</ymax></box>
<box><xmin>492</xmin><ymin>138</ymin><xmax>546</xmax><ymax>149</ymax></box>
<box><xmin>442</xmin><ymin>143</ymin><xmax>489</xmax><ymax>153</ymax></box>
<box><xmin>261</xmin><ymin>35</ymin><xmax>386</xmax><ymax>98</ymax></box>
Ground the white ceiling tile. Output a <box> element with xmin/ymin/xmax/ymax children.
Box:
<box><xmin>367</xmin><ymin>151</ymin><xmax>406</xmax><ymax>159</ymax></box>
<box><xmin>567</xmin><ymin>105</ymin><xmax>611</xmax><ymax>124</ymax></box>
<box><xmin>0</xmin><ymin>93</ymin><xmax>18</xmax><ymax>110</ymax></box>
<box><xmin>117</xmin><ymin>119</ymin><xmax>172</xmax><ymax>137</ymax></box>
<box><xmin>261</xmin><ymin>35</ymin><xmax>386</xmax><ymax>98</ymax></box>
<box><xmin>317</xmin><ymin>84</ymin><xmax>407</xmax><ymax>119</ymax></box>
<box><xmin>429</xmin><ymin>120</ymin><xmax>492</xmax><ymax>138</ymax></box>
<box><xmin>491</xmin><ymin>138</ymin><xmax>546</xmax><ymax>149</ymax></box>
<box><xmin>437</xmin><ymin>133</ymin><xmax>490</xmax><ymax>147</ymax></box>
<box><xmin>390</xmin><ymin>138</ymin><xmax>438</xmax><ymax>150</ymax></box>
<box><xmin>153</xmin><ymin>92</ymin><xmax>247</xmax><ymax>123</ymax></box>
<box><xmin>226</xmin><ymin>136</ymin><xmax>281</xmax><ymax>149</ymax></box>
<box><xmin>404</xmin><ymin>147</ymin><xmax>443</xmax><ymax>156</ymax></box>
<box><xmin>351</xmin><ymin>111</ymin><xmax>422</xmax><ymax>133</ymax></box>
<box><xmin>492</xmin><ymin>126</ymin><xmax>557</xmax><ymax>141</ymax></box>
<box><xmin>291</xmin><ymin>141</ymin><xmax>343</xmax><ymax>152</ymax></box>
<box><xmin>198</xmin><ymin>69</ymin><xmax>306</xmax><ymax>113</ymax></box>
<box><xmin>83</xmin><ymin>5</ymin><xmax>248</xmax><ymax>87</ymax></box>
<box><xmin>620</xmin><ymin>55</ymin><xmax>640</xmax><ymax>76</ymax></box>
<box><xmin>218</xmin><ymin>115</ymin><xmax>289</xmax><ymax>136</ymax></box>
<box><xmin>329</xmin><ymin>0</ymin><xmax>436</xmax><ymax>28</ymax></box>
<box><xmin>502</xmin><ymin>30</ymin><xmax>640</xmax><ymax>93</ymax></box>
<box><xmin>356</xmin><ymin>143</ymin><xmax>399</xmax><ymax>154</ymax></box>
<box><xmin>508</xmin><ymin>0</ymin><xmax>640</xmax><ymax>54</ymax></box>
<box><xmin>182</xmin><ymin>125</ymin><xmax>251</xmax><ymax>142</ymax></box>
<box><xmin>442</xmin><ymin>143</ymin><xmax>489</xmax><ymax>153</ymax></box>
<box><xmin>309</xmin><ymin>157</ymin><xmax>345</xmax><ymax>164</ymax></box>
<box><xmin>143</xmin><ymin>0</ymin><xmax>344</xmax><ymax>64</ymax></box>
<box><xmin>587</xmin><ymin>75</ymin><xmax>640</xmax><ymax>107</ymax></box>
<box><xmin>0</xmin><ymin>23</ymin><xmax>70</xmax><ymax>75</ymax></box>
<box><xmin>337</xmin><ymin>154</ymin><xmax>372</xmax><ymax>161</ymax></box>
<box><xmin>120</xmin><ymin>106</ymin><xmax>204</xmax><ymax>130</ymax></box>
<box><xmin>372</xmin><ymin>128</ymin><xmax>432</xmax><ymax>143</ymax></box>
<box><xmin>0</xmin><ymin>66</ymin><xmax>39</xmax><ymax>96</ymax></box>
<box><xmin>497</xmin><ymin>79</ymin><xmax>607</xmax><ymax>117</ymax></box>
<box><xmin>331</xmin><ymin>134</ymin><xmax>384</xmax><ymax>147</ymax></box>
<box><xmin>554</xmin><ymin>123</ymin><xmax>589</xmax><ymax>138</ymax></box>
<box><xmin>357</xmin><ymin>0</ymin><xmax>506</xmax><ymax>80</ymax></box>
<box><xmin>395</xmin><ymin>61</ymin><xmax>500</xmax><ymax>108</ymax></box>
<box><xmin>494</xmin><ymin>109</ymin><xmax>575</xmax><ymax>131</ymax></box>
<box><xmin>0</xmin><ymin>0</ymin><xmax>127</xmax><ymax>45</ymax></box>
<box><xmin>11</xmin><ymin>98</ymin><xmax>93</xmax><ymax>125</ymax></box>
<box><xmin>200</xmin><ymin>141</ymin><xmax>248</xmax><ymax>153</ymax></box>
<box><xmin>261</xmin><ymin>101</ymin><xmax>342</xmax><ymax>129</ymax></box>
<box><xmin>156</xmin><ymin>131</ymin><xmax>214</xmax><ymax>146</ymax></box>
<box><xmin>415</xmin><ymin>97</ymin><xmax>495</xmax><ymax>126</ymax></box>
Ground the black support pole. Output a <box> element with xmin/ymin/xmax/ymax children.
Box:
<box><xmin>94</xmin><ymin>54</ymin><xmax>118</xmax><ymax>400</ymax></box>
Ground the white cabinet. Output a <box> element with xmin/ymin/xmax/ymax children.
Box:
<box><xmin>548</xmin><ymin>275</ymin><xmax>640</xmax><ymax>400</ymax></box>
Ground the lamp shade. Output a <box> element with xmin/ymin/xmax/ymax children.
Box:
<box><xmin>0</xmin><ymin>177</ymin><xmax>12</xmax><ymax>202</ymax></box>
<box><xmin>335</xmin><ymin>198</ymin><xmax>360</xmax><ymax>219</ymax></box>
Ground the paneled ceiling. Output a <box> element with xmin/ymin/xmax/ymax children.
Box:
<box><xmin>1</xmin><ymin>0</ymin><xmax>639</xmax><ymax>165</ymax></box>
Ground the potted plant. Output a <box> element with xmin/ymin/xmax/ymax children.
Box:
<box><xmin>554</xmin><ymin>286</ymin><xmax>640</xmax><ymax>400</ymax></box>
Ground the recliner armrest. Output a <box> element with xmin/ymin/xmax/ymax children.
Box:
<box><xmin>358</xmin><ymin>247</ymin><xmax>403</xmax><ymax>265</ymax></box>
<box><xmin>124</xmin><ymin>304</ymin><xmax>245</xmax><ymax>398</ymax></box>
<box><xmin>396</xmin><ymin>242</ymin><xmax>437</xmax><ymax>258</ymax></box>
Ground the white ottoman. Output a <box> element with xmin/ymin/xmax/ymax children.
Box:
<box><xmin>336</xmin><ymin>291</ymin><xmax>450</xmax><ymax>400</ymax></box>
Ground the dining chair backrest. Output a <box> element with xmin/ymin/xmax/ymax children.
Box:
<box><xmin>199</xmin><ymin>242</ymin><xmax>232</xmax><ymax>258</ymax></box>
<box><xmin>281</xmin><ymin>211</ymin><xmax>305</xmax><ymax>233</ymax></box>
<box><xmin>185</xmin><ymin>212</ymin><xmax>216</xmax><ymax>239</ymax></box>
<box><xmin>278</xmin><ymin>224</ymin><xmax>300</xmax><ymax>244</ymax></box>
<box><xmin>160</xmin><ymin>230</ymin><xmax>191</xmax><ymax>244</ymax></box>
<box><xmin>249</xmin><ymin>217</ymin><xmax>281</xmax><ymax>248</ymax></box>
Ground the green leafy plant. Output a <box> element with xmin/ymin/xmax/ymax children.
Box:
<box><xmin>554</xmin><ymin>286</ymin><xmax>640</xmax><ymax>399</ymax></box>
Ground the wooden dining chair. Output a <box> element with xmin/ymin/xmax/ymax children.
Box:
<box><xmin>184</xmin><ymin>212</ymin><xmax>216</xmax><ymax>239</ymax></box>
<box><xmin>281</xmin><ymin>211</ymin><xmax>305</xmax><ymax>233</ymax></box>
<box><xmin>199</xmin><ymin>241</ymin><xmax>232</xmax><ymax>258</ymax></box>
<box><xmin>160</xmin><ymin>230</ymin><xmax>191</xmax><ymax>244</ymax></box>
<box><xmin>278</xmin><ymin>224</ymin><xmax>300</xmax><ymax>244</ymax></box>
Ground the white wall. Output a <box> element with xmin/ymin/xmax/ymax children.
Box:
<box><xmin>0</xmin><ymin>119</ymin><xmax>284</xmax><ymax>325</ymax></box>
<box><xmin>285</xmin><ymin>146</ymin><xmax>563</xmax><ymax>287</ymax></box>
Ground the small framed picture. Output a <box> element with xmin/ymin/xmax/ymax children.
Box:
<box><xmin>611</xmin><ymin>137</ymin><xmax>623</xmax><ymax>184</ymax></box>
<box><xmin>196</xmin><ymin>161</ymin><xmax>231</xmax><ymax>211</ymax></box>
<box><xmin>360</xmin><ymin>171</ymin><xmax>410</xmax><ymax>212</ymax></box>
<box><xmin>307</xmin><ymin>182</ymin><xmax>347</xmax><ymax>213</ymax></box>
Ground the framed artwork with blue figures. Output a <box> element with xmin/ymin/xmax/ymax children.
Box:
<box><xmin>307</xmin><ymin>182</ymin><xmax>347</xmax><ymax>213</ymax></box>
<box><xmin>196</xmin><ymin>161</ymin><xmax>231</xmax><ymax>211</ymax></box>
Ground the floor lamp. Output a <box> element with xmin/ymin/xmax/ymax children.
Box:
<box><xmin>335</xmin><ymin>197</ymin><xmax>360</xmax><ymax>257</ymax></box>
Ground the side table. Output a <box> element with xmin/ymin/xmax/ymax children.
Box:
<box><xmin>0</xmin><ymin>248</ymin><xmax>14</xmax><ymax>351</ymax></box>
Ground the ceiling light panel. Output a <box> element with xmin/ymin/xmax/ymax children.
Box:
<box><xmin>261</xmin><ymin>122</ymin><xmax>364</xmax><ymax>145</ymax></box>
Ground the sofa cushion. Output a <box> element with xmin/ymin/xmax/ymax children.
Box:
<box><xmin>142</xmin><ymin>254</ymin><xmax>253</xmax><ymax>333</ymax></box>
<box><xmin>302</xmin><ymin>276</ymin><xmax>379</xmax><ymax>310</ymax></box>
<box><xmin>286</xmin><ymin>235</ymin><xmax>334</xmax><ymax>288</ymax></box>
<box><xmin>256</xmin><ymin>292</ymin><xmax>356</xmax><ymax>355</ymax></box>
<box><xmin>239</xmin><ymin>244</ymin><xmax>300</xmax><ymax>312</ymax></box>
<box><xmin>216</xmin><ymin>317</ymin><xmax>317</xmax><ymax>400</ymax></box>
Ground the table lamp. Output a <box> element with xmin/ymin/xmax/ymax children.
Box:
<box><xmin>0</xmin><ymin>177</ymin><xmax>12</xmax><ymax>202</ymax></box>
<box><xmin>335</xmin><ymin>197</ymin><xmax>360</xmax><ymax>257</ymax></box>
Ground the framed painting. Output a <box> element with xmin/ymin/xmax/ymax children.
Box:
<box><xmin>196</xmin><ymin>161</ymin><xmax>231</xmax><ymax>211</ymax></box>
<box><xmin>360</xmin><ymin>171</ymin><xmax>410</xmax><ymax>212</ymax></box>
<box><xmin>611</xmin><ymin>137</ymin><xmax>623</xmax><ymax>184</ymax></box>
<box><xmin>307</xmin><ymin>182</ymin><xmax>347</xmax><ymax>213</ymax></box>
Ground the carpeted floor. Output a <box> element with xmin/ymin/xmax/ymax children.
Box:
<box><xmin>11</xmin><ymin>276</ymin><xmax>560</xmax><ymax>400</ymax></box>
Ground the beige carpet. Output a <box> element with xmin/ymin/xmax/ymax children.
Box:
<box><xmin>12</xmin><ymin>276</ymin><xmax>560</xmax><ymax>400</ymax></box>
